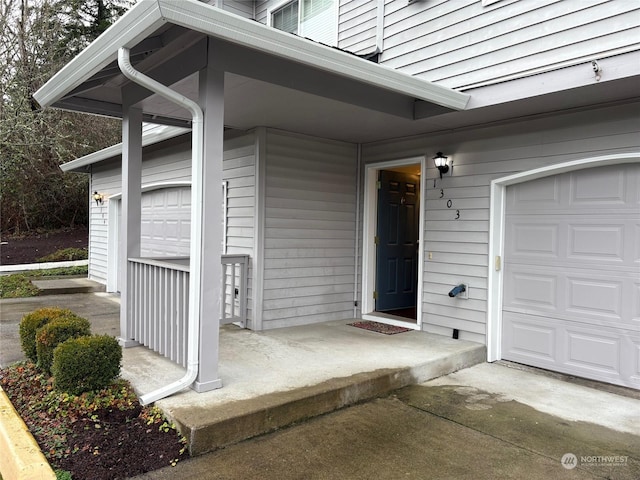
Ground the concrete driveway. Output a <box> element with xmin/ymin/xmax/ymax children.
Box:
<box><xmin>135</xmin><ymin>363</ymin><xmax>639</xmax><ymax>480</ymax></box>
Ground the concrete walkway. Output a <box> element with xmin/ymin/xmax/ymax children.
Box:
<box><xmin>0</xmin><ymin>283</ymin><xmax>485</xmax><ymax>455</ymax></box>
<box><xmin>134</xmin><ymin>363</ymin><xmax>640</xmax><ymax>480</ymax></box>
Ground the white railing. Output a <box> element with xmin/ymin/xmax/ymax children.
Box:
<box><xmin>127</xmin><ymin>254</ymin><xmax>248</xmax><ymax>367</ymax></box>
<box><xmin>128</xmin><ymin>257</ymin><xmax>190</xmax><ymax>367</ymax></box>
<box><xmin>221</xmin><ymin>254</ymin><xmax>249</xmax><ymax>328</ymax></box>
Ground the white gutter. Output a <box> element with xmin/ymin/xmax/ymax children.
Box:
<box><xmin>117</xmin><ymin>47</ymin><xmax>204</xmax><ymax>406</ymax></box>
<box><xmin>34</xmin><ymin>0</ymin><xmax>469</xmax><ymax>112</ymax></box>
<box><xmin>61</xmin><ymin>124</ymin><xmax>189</xmax><ymax>173</ymax></box>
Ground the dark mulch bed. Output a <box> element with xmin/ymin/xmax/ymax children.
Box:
<box><xmin>0</xmin><ymin>227</ymin><xmax>88</xmax><ymax>265</ymax></box>
<box><xmin>0</xmin><ymin>362</ymin><xmax>189</xmax><ymax>479</ymax></box>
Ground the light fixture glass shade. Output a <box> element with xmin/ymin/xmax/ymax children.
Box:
<box><xmin>433</xmin><ymin>152</ymin><xmax>448</xmax><ymax>168</ymax></box>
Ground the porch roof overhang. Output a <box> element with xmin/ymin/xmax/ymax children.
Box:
<box><xmin>33</xmin><ymin>0</ymin><xmax>470</xmax><ymax>144</ymax></box>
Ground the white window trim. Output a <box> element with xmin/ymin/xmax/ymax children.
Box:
<box><xmin>486</xmin><ymin>152</ymin><xmax>640</xmax><ymax>363</ymax></box>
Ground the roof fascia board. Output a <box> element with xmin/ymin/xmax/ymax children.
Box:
<box><xmin>33</xmin><ymin>0</ymin><xmax>166</xmax><ymax>108</ymax></box>
<box><xmin>158</xmin><ymin>0</ymin><xmax>470</xmax><ymax>110</ymax></box>
<box><xmin>36</xmin><ymin>0</ymin><xmax>469</xmax><ymax>112</ymax></box>
<box><xmin>61</xmin><ymin>125</ymin><xmax>190</xmax><ymax>172</ymax></box>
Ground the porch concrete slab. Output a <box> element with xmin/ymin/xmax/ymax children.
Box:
<box><xmin>121</xmin><ymin>321</ymin><xmax>485</xmax><ymax>455</ymax></box>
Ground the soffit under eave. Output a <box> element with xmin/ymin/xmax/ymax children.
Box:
<box><xmin>35</xmin><ymin>0</ymin><xmax>469</xmax><ymax>115</ymax></box>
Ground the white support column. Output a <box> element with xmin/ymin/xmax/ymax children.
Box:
<box><xmin>119</xmin><ymin>105</ymin><xmax>143</xmax><ymax>347</ymax></box>
<box><xmin>192</xmin><ymin>44</ymin><xmax>224</xmax><ymax>392</ymax></box>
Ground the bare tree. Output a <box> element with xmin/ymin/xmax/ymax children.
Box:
<box><xmin>0</xmin><ymin>0</ymin><xmax>128</xmax><ymax>233</ymax></box>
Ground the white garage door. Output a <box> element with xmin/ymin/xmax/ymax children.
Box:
<box><xmin>502</xmin><ymin>163</ymin><xmax>640</xmax><ymax>389</ymax></box>
<box><xmin>140</xmin><ymin>187</ymin><xmax>191</xmax><ymax>257</ymax></box>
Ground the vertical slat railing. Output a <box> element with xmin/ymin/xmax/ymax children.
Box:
<box><xmin>221</xmin><ymin>254</ymin><xmax>249</xmax><ymax>328</ymax></box>
<box><xmin>127</xmin><ymin>254</ymin><xmax>249</xmax><ymax>368</ymax></box>
<box><xmin>128</xmin><ymin>258</ymin><xmax>190</xmax><ymax>367</ymax></box>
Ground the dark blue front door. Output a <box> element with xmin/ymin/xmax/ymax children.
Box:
<box><xmin>375</xmin><ymin>170</ymin><xmax>420</xmax><ymax>312</ymax></box>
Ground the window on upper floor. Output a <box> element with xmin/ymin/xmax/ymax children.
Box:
<box><xmin>272</xmin><ymin>1</ymin><xmax>299</xmax><ymax>34</ymax></box>
<box><xmin>268</xmin><ymin>0</ymin><xmax>337</xmax><ymax>46</ymax></box>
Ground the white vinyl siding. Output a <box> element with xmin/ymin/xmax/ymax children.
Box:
<box><xmin>380</xmin><ymin>0</ymin><xmax>640</xmax><ymax>89</ymax></box>
<box><xmin>338</xmin><ymin>0</ymin><xmax>378</xmax><ymax>55</ymax></box>
<box><xmin>220</xmin><ymin>0</ymin><xmax>255</xmax><ymax>19</ymax></box>
<box><xmin>223</xmin><ymin>134</ymin><xmax>257</xmax><ymax>327</ymax></box>
<box><xmin>262</xmin><ymin>130</ymin><xmax>357</xmax><ymax>329</ymax></box>
<box><xmin>88</xmin><ymin>133</ymin><xmax>256</xmax><ymax>291</ymax></box>
<box><xmin>255</xmin><ymin>0</ymin><xmax>270</xmax><ymax>24</ymax></box>
<box><xmin>89</xmin><ymin>141</ymin><xmax>192</xmax><ymax>284</ymax></box>
<box><xmin>361</xmin><ymin>101</ymin><xmax>640</xmax><ymax>344</ymax></box>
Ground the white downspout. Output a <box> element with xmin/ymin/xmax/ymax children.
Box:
<box><xmin>118</xmin><ymin>47</ymin><xmax>204</xmax><ymax>405</ymax></box>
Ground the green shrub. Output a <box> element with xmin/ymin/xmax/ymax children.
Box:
<box><xmin>0</xmin><ymin>274</ymin><xmax>40</xmax><ymax>298</ymax></box>
<box><xmin>35</xmin><ymin>315</ymin><xmax>91</xmax><ymax>375</ymax></box>
<box><xmin>37</xmin><ymin>247</ymin><xmax>88</xmax><ymax>263</ymax></box>
<box><xmin>19</xmin><ymin>307</ymin><xmax>74</xmax><ymax>362</ymax></box>
<box><xmin>52</xmin><ymin>335</ymin><xmax>122</xmax><ymax>395</ymax></box>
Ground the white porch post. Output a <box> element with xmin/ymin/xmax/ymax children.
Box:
<box><xmin>119</xmin><ymin>105</ymin><xmax>143</xmax><ymax>346</ymax></box>
<box><xmin>192</xmin><ymin>46</ymin><xmax>224</xmax><ymax>391</ymax></box>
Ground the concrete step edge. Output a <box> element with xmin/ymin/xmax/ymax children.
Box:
<box><xmin>37</xmin><ymin>286</ymin><xmax>105</xmax><ymax>296</ymax></box>
<box><xmin>174</xmin><ymin>345</ymin><xmax>486</xmax><ymax>456</ymax></box>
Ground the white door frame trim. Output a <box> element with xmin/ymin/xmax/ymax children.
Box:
<box><xmin>486</xmin><ymin>152</ymin><xmax>640</xmax><ymax>362</ymax></box>
<box><xmin>362</xmin><ymin>156</ymin><xmax>426</xmax><ymax>330</ymax></box>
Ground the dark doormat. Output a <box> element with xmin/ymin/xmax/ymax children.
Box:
<box><xmin>348</xmin><ymin>321</ymin><xmax>412</xmax><ymax>335</ymax></box>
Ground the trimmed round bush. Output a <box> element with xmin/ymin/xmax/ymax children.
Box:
<box><xmin>52</xmin><ymin>335</ymin><xmax>122</xmax><ymax>395</ymax></box>
<box><xmin>35</xmin><ymin>315</ymin><xmax>91</xmax><ymax>375</ymax></box>
<box><xmin>19</xmin><ymin>307</ymin><xmax>76</xmax><ymax>363</ymax></box>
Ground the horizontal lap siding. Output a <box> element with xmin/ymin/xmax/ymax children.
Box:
<box><xmin>89</xmin><ymin>163</ymin><xmax>121</xmax><ymax>283</ymax></box>
<box><xmin>381</xmin><ymin>0</ymin><xmax>640</xmax><ymax>89</ymax></box>
<box><xmin>88</xmin><ymin>133</ymin><xmax>256</xmax><ymax>293</ymax></box>
<box><xmin>223</xmin><ymin>134</ymin><xmax>257</xmax><ymax>326</ymax></box>
<box><xmin>89</xmin><ymin>141</ymin><xmax>192</xmax><ymax>283</ymax></box>
<box><xmin>362</xmin><ymin>102</ymin><xmax>640</xmax><ymax>344</ymax></box>
<box><xmin>263</xmin><ymin>131</ymin><xmax>357</xmax><ymax>328</ymax></box>
<box><xmin>338</xmin><ymin>0</ymin><xmax>377</xmax><ymax>54</ymax></box>
<box><xmin>222</xmin><ymin>0</ymin><xmax>254</xmax><ymax>19</ymax></box>
<box><xmin>255</xmin><ymin>0</ymin><xmax>275</xmax><ymax>24</ymax></box>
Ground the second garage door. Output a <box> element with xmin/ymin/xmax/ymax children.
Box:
<box><xmin>502</xmin><ymin>163</ymin><xmax>640</xmax><ymax>389</ymax></box>
<box><xmin>140</xmin><ymin>187</ymin><xmax>191</xmax><ymax>257</ymax></box>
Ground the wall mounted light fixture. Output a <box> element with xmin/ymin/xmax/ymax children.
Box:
<box><xmin>433</xmin><ymin>152</ymin><xmax>452</xmax><ymax>179</ymax></box>
<box><xmin>93</xmin><ymin>191</ymin><xmax>104</xmax><ymax>206</ymax></box>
